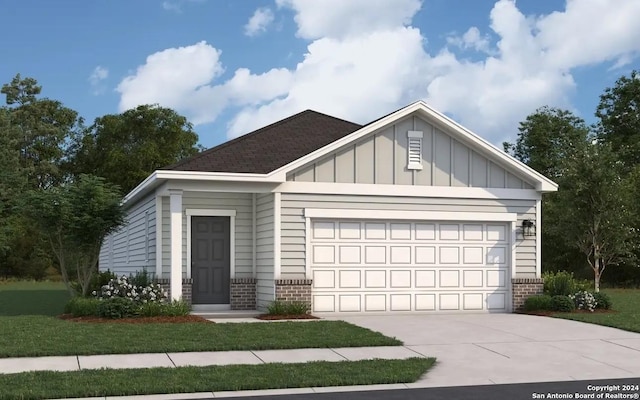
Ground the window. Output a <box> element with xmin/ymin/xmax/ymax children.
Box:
<box><xmin>145</xmin><ymin>211</ymin><xmax>150</xmax><ymax>263</ymax></box>
<box><xmin>407</xmin><ymin>130</ymin><xmax>423</xmax><ymax>170</ymax></box>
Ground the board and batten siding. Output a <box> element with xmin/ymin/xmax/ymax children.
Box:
<box><xmin>99</xmin><ymin>193</ymin><xmax>156</xmax><ymax>277</ymax></box>
<box><xmin>280</xmin><ymin>193</ymin><xmax>537</xmax><ymax>279</ymax></box>
<box><xmin>160</xmin><ymin>192</ymin><xmax>253</xmax><ymax>279</ymax></box>
<box><xmin>288</xmin><ymin>115</ymin><xmax>535</xmax><ymax>190</ymax></box>
<box><xmin>255</xmin><ymin>193</ymin><xmax>275</xmax><ymax>311</ymax></box>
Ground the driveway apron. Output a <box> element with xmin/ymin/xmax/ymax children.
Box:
<box><xmin>333</xmin><ymin>314</ymin><xmax>640</xmax><ymax>387</ymax></box>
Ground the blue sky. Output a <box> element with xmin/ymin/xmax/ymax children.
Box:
<box><xmin>1</xmin><ymin>0</ymin><xmax>638</xmax><ymax>148</ymax></box>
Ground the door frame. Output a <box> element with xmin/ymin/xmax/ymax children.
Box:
<box><xmin>186</xmin><ymin>209</ymin><xmax>236</xmax><ymax>282</ymax></box>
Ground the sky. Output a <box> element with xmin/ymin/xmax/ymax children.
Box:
<box><xmin>1</xmin><ymin>0</ymin><xmax>639</xmax><ymax>149</ymax></box>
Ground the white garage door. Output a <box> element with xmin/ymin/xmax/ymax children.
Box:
<box><xmin>310</xmin><ymin>220</ymin><xmax>511</xmax><ymax>313</ymax></box>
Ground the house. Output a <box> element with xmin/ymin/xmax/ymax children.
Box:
<box><xmin>99</xmin><ymin>101</ymin><xmax>557</xmax><ymax>314</ymax></box>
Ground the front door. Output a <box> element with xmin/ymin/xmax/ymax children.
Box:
<box><xmin>191</xmin><ymin>216</ymin><xmax>231</xmax><ymax>304</ymax></box>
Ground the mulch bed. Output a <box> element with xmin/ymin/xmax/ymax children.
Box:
<box><xmin>521</xmin><ymin>309</ymin><xmax>617</xmax><ymax>317</ymax></box>
<box><xmin>58</xmin><ymin>314</ymin><xmax>213</xmax><ymax>323</ymax></box>
<box><xmin>256</xmin><ymin>314</ymin><xmax>320</xmax><ymax>320</ymax></box>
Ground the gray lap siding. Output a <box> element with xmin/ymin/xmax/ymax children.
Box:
<box><xmin>279</xmin><ymin>193</ymin><xmax>537</xmax><ymax>279</ymax></box>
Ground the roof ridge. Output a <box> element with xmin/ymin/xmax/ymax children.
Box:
<box><xmin>164</xmin><ymin>109</ymin><xmax>360</xmax><ymax>171</ymax></box>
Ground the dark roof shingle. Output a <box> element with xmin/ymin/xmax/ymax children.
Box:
<box><xmin>164</xmin><ymin>110</ymin><xmax>362</xmax><ymax>174</ymax></box>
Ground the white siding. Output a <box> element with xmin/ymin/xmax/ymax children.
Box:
<box><xmin>280</xmin><ymin>193</ymin><xmax>536</xmax><ymax>279</ymax></box>
<box><xmin>256</xmin><ymin>193</ymin><xmax>275</xmax><ymax>311</ymax></box>
<box><xmin>160</xmin><ymin>192</ymin><xmax>253</xmax><ymax>279</ymax></box>
<box><xmin>99</xmin><ymin>193</ymin><xmax>156</xmax><ymax>277</ymax></box>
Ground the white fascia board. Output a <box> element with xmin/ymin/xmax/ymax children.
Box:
<box><xmin>185</xmin><ymin>209</ymin><xmax>237</xmax><ymax>217</ymax></box>
<box><xmin>275</xmin><ymin>182</ymin><xmax>542</xmax><ymax>201</ymax></box>
<box><xmin>304</xmin><ymin>208</ymin><xmax>518</xmax><ymax>222</ymax></box>
<box><xmin>155</xmin><ymin>170</ymin><xmax>282</xmax><ymax>182</ymax></box>
<box><xmin>123</xmin><ymin>171</ymin><xmax>159</xmax><ymax>206</ymax></box>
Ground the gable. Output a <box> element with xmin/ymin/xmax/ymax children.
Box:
<box><xmin>287</xmin><ymin>113</ymin><xmax>535</xmax><ymax>189</ymax></box>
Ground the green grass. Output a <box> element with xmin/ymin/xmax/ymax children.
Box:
<box><xmin>0</xmin><ymin>358</ymin><xmax>435</xmax><ymax>400</ymax></box>
<box><xmin>0</xmin><ymin>281</ymin><xmax>69</xmax><ymax>316</ymax></box>
<box><xmin>554</xmin><ymin>289</ymin><xmax>640</xmax><ymax>333</ymax></box>
<box><xmin>0</xmin><ymin>317</ymin><xmax>401</xmax><ymax>358</ymax></box>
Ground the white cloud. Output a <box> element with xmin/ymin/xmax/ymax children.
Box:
<box><xmin>244</xmin><ymin>7</ymin><xmax>275</xmax><ymax>37</ymax></box>
<box><xmin>88</xmin><ymin>66</ymin><xmax>109</xmax><ymax>95</ymax></box>
<box><xmin>116</xmin><ymin>41</ymin><xmax>225</xmax><ymax>124</ymax></box>
<box><xmin>117</xmin><ymin>0</ymin><xmax>640</xmax><ymax>144</ymax></box>
<box><xmin>276</xmin><ymin>0</ymin><xmax>421</xmax><ymax>40</ymax></box>
<box><xmin>162</xmin><ymin>0</ymin><xmax>205</xmax><ymax>13</ymax></box>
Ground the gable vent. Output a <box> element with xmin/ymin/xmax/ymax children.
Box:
<box><xmin>407</xmin><ymin>130</ymin><xmax>423</xmax><ymax>170</ymax></box>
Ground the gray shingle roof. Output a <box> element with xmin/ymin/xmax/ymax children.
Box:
<box><xmin>163</xmin><ymin>110</ymin><xmax>362</xmax><ymax>174</ymax></box>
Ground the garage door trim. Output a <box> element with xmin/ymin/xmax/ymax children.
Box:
<box><xmin>304</xmin><ymin>208</ymin><xmax>518</xmax><ymax>222</ymax></box>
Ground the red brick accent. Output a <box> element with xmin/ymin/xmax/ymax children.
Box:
<box><xmin>155</xmin><ymin>279</ymin><xmax>193</xmax><ymax>304</ymax></box>
<box><xmin>512</xmin><ymin>278</ymin><xmax>544</xmax><ymax>311</ymax></box>
<box><xmin>275</xmin><ymin>279</ymin><xmax>312</xmax><ymax>310</ymax></box>
<box><xmin>230</xmin><ymin>278</ymin><xmax>256</xmax><ymax>310</ymax></box>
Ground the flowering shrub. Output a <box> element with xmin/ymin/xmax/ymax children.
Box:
<box><xmin>93</xmin><ymin>275</ymin><xmax>168</xmax><ymax>305</ymax></box>
<box><xmin>569</xmin><ymin>290</ymin><xmax>597</xmax><ymax>312</ymax></box>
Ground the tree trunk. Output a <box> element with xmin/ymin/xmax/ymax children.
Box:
<box><xmin>594</xmin><ymin>257</ymin><xmax>601</xmax><ymax>293</ymax></box>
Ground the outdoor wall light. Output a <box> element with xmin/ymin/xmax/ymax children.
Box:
<box><xmin>522</xmin><ymin>219</ymin><xmax>536</xmax><ymax>237</ymax></box>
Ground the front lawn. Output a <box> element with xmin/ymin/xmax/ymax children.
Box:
<box><xmin>0</xmin><ymin>281</ymin><xmax>69</xmax><ymax>316</ymax></box>
<box><xmin>0</xmin><ymin>317</ymin><xmax>401</xmax><ymax>358</ymax></box>
<box><xmin>554</xmin><ymin>289</ymin><xmax>640</xmax><ymax>333</ymax></box>
<box><xmin>0</xmin><ymin>358</ymin><xmax>435</xmax><ymax>400</ymax></box>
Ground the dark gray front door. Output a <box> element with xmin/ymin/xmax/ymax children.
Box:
<box><xmin>191</xmin><ymin>216</ymin><xmax>231</xmax><ymax>304</ymax></box>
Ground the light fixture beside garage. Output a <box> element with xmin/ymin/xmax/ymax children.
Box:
<box><xmin>522</xmin><ymin>219</ymin><xmax>536</xmax><ymax>237</ymax></box>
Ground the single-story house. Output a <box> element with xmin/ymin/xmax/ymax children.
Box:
<box><xmin>99</xmin><ymin>101</ymin><xmax>557</xmax><ymax>314</ymax></box>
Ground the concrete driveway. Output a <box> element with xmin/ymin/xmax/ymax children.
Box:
<box><xmin>335</xmin><ymin>314</ymin><xmax>640</xmax><ymax>387</ymax></box>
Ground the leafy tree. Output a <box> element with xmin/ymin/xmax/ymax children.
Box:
<box><xmin>504</xmin><ymin>107</ymin><xmax>590</xmax><ymax>180</ymax></box>
<box><xmin>596</xmin><ymin>70</ymin><xmax>640</xmax><ymax>173</ymax></box>
<box><xmin>552</xmin><ymin>143</ymin><xmax>636</xmax><ymax>292</ymax></box>
<box><xmin>22</xmin><ymin>175</ymin><xmax>125</xmax><ymax>295</ymax></box>
<box><xmin>1</xmin><ymin>74</ymin><xmax>84</xmax><ymax>189</ymax></box>
<box><xmin>0</xmin><ymin>108</ymin><xmax>25</xmax><ymax>255</ymax></box>
<box><xmin>68</xmin><ymin>104</ymin><xmax>201</xmax><ymax>193</ymax></box>
<box><xmin>505</xmin><ymin>107</ymin><xmax>591</xmax><ymax>275</ymax></box>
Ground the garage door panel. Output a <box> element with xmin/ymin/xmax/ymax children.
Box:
<box><xmin>339</xmin><ymin>246</ymin><xmax>361</xmax><ymax>263</ymax></box>
<box><xmin>390</xmin><ymin>246</ymin><xmax>411</xmax><ymax>264</ymax></box>
<box><xmin>390</xmin><ymin>223</ymin><xmax>411</xmax><ymax>240</ymax></box>
<box><xmin>338</xmin><ymin>270</ymin><xmax>361</xmax><ymax>288</ymax></box>
<box><xmin>439</xmin><ymin>247</ymin><xmax>460</xmax><ymax>263</ymax></box>
<box><xmin>439</xmin><ymin>270</ymin><xmax>460</xmax><ymax>287</ymax></box>
<box><xmin>365</xmin><ymin>246</ymin><xmax>387</xmax><ymax>263</ymax></box>
<box><xmin>390</xmin><ymin>294</ymin><xmax>411</xmax><ymax>311</ymax></box>
<box><xmin>390</xmin><ymin>270</ymin><xmax>411</xmax><ymax>288</ymax></box>
<box><xmin>310</xmin><ymin>220</ymin><xmax>511</xmax><ymax>313</ymax></box>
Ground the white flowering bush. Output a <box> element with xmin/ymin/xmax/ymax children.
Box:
<box><xmin>93</xmin><ymin>275</ymin><xmax>168</xmax><ymax>305</ymax></box>
<box><xmin>569</xmin><ymin>290</ymin><xmax>597</xmax><ymax>312</ymax></box>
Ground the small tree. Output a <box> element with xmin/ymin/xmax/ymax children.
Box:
<box><xmin>22</xmin><ymin>175</ymin><xmax>125</xmax><ymax>295</ymax></box>
<box><xmin>555</xmin><ymin>143</ymin><xmax>636</xmax><ymax>292</ymax></box>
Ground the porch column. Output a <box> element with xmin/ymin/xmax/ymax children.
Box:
<box><xmin>169</xmin><ymin>189</ymin><xmax>183</xmax><ymax>301</ymax></box>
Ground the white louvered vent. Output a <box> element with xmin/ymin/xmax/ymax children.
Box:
<box><xmin>407</xmin><ymin>130</ymin><xmax>423</xmax><ymax>170</ymax></box>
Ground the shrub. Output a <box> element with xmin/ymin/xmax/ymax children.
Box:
<box><xmin>97</xmin><ymin>297</ymin><xmax>139</xmax><ymax>319</ymax></box>
<box><xmin>139</xmin><ymin>300</ymin><xmax>191</xmax><ymax>317</ymax></box>
<box><xmin>569</xmin><ymin>291</ymin><xmax>597</xmax><ymax>312</ymax></box>
<box><xmin>551</xmin><ymin>295</ymin><xmax>575</xmax><ymax>312</ymax></box>
<box><xmin>267</xmin><ymin>301</ymin><xmax>310</xmax><ymax>315</ymax></box>
<box><xmin>74</xmin><ymin>270</ymin><xmax>117</xmax><ymax>297</ymax></box>
<box><xmin>95</xmin><ymin>275</ymin><xmax>167</xmax><ymax>305</ymax></box>
<box><xmin>64</xmin><ymin>297</ymin><xmax>100</xmax><ymax>317</ymax></box>
<box><xmin>543</xmin><ymin>271</ymin><xmax>578</xmax><ymax>296</ymax></box>
<box><xmin>524</xmin><ymin>294</ymin><xmax>553</xmax><ymax>311</ymax></box>
<box><xmin>129</xmin><ymin>268</ymin><xmax>152</xmax><ymax>288</ymax></box>
<box><xmin>593</xmin><ymin>292</ymin><xmax>612</xmax><ymax>310</ymax></box>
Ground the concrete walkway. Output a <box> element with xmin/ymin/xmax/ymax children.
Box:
<box><xmin>0</xmin><ymin>346</ymin><xmax>425</xmax><ymax>375</ymax></box>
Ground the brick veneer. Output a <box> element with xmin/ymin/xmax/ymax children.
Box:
<box><xmin>512</xmin><ymin>278</ymin><xmax>544</xmax><ymax>312</ymax></box>
<box><xmin>275</xmin><ymin>279</ymin><xmax>312</xmax><ymax>309</ymax></box>
<box><xmin>230</xmin><ymin>278</ymin><xmax>256</xmax><ymax>310</ymax></box>
<box><xmin>155</xmin><ymin>279</ymin><xmax>193</xmax><ymax>304</ymax></box>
